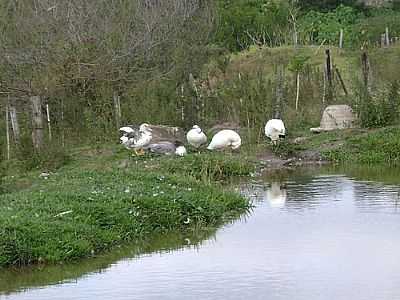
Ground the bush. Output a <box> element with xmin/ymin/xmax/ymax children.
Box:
<box><xmin>351</xmin><ymin>9</ymin><xmax>400</xmax><ymax>47</ymax></box>
<box><xmin>354</xmin><ymin>81</ymin><xmax>400</xmax><ymax>128</ymax></box>
<box><xmin>215</xmin><ymin>0</ymin><xmax>293</xmax><ymax>51</ymax></box>
<box><xmin>298</xmin><ymin>0</ymin><xmax>366</xmax><ymax>12</ymax></box>
<box><xmin>298</xmin><ymin>5</ymin><xmax>361</xmax><ymax>45</ymax></box>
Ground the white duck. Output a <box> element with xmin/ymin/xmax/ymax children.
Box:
<box><xmin>186</xmin><ymin>125</ymin><xmax>207</xmax><ymax>148</ymax></box>
<box><xmin>134</xmin><ymin>123</ymin><xmax>153</xmax><ymax>155</ymax></box>
<box><xmin>175</xmin><ymin>143</ymin><xmax>187</xmax><ymax>156</ymax></box>
<box><xmin>119</xmin><ymin>123</ymin><xmax>152</xmax><ymax>155</ymax></box>
<box><xmin>207</xmin><ymin>129</ymin><xmax>241</xmax><ymax>151</ymax></box>
<box><xmin>265</xmin><ymin>119</ymin><xmax>286</xmax><ymax>144</ymax></box>
<box><xmin>119</xmin><ymin>126</ymin><xmax>138</xmax><ymax>149</ymax></box>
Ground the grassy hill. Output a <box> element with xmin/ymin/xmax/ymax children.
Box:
<box><xmin>197</xmin><ymin>44</ymin><xmax>400</xmax><ymax>136</ymax></box>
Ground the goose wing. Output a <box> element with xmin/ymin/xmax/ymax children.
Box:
<box><xmin>145</xmin><ymin>141</ymin><xmax>175</xmax><ymax>154</ymax></box>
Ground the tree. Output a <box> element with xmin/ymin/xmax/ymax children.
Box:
<box><xmin>0</xmin><ymin>0</ymin><xmax>216</xmax><ymax>148</ymax></box>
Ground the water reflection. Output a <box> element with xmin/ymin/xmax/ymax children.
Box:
<box><xmin>3</xmin><ymin>166</ymin><xmax>400</xmax><ymax>300</ymax></box>
<box><xmin>266</xmin><ymin>182</ymin><xmax>287</xmax><ymax>208</ymax></box>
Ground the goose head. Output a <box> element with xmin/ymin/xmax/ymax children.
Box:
<box><xmin>192</xmin><ymin>125</ymin><xmax>202</xmax><ymax>134</ymax></box>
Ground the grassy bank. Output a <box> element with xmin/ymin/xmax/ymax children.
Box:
<box><xmin>0</xmin><ymin>150</ymin><xmax>253</xmax><ymax>267</ymax></box>
<box><xmin>279</xmin><ymin>126</ymin><xmax>400</xmax><ymax>166</ymax></box>
<box><xmin>2</xmin><ymin>122</ymin><xmax>400</xmax><ymax>268</ymax></box>
<box><xmin>322</xmin><ymin>127</ymin><xmax>400</xmax><ymax>165</ymax></box>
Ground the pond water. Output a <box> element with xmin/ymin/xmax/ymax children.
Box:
<box><xmin>2</xmin><ymin>166</ymin><xmax>400</xmax><ymax>300</ymax></box>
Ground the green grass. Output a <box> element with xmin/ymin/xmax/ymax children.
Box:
<box><xmin>3</xmin><ymin>123</ymin><xmax>400</xmax><ymax>268</ymax></box>
<box><xmin>323</xmin><ymin>127</ymin><xmax>400</xmax><ymax>165</ymax></box>
<box><xmin>0</xmin><ymin>149</ymin><xmax>252</xmax><ymax>268</ymax></box>
<box><xmin>158</xmin><ymin>152</ymin><xmax>255</xmax><ymax>182</ymax></box>
<box><xmin>260</xmin><ymin>126</ymin><xmax>400</xmax><ymax>166</ymax></box>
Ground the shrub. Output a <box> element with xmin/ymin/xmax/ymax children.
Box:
<box><xmin>215</xmin><ymin>0</ymin><xmax>293</xmax><ymax>51</ymax></box>
<box><xmin>298</xmin><ymin>5</ymin><xmax>360</xmax><ymax>45</ymax></box>
<box><xmin>298</xmin><ymin>0</ymin><xmax>366</xmax><ymax>12</ymax></box>
<box><xmin>353</xmin><ymin>81</ymin><xmax>400</xmax><ymax>128</ymax></box>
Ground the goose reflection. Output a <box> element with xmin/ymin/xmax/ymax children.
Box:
<box><xmin>265</xmin><ymin>182</ymin><xmax>287</xmax><ymax>208</ymax></box>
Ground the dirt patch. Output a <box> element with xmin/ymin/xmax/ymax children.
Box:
<box><xmin>256</xmin><ymin>146</ymin><xmax>329</xmax><ymax>170</ymax></box>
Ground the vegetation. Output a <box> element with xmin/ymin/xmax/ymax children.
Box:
<box><xmin>2</xmin><ymin>0</ymin><xmax>400</xmax><ymax>154</ymax></box>
<box><xmin>0</xmin><ymin>150</ymin><xmax>252</xmax><ymax>267</ymax></box>
<box><xmin>216</xmin><ymin>1</ymin><xmax>400</xmax><ymax>51</ymax></box>
<box><xmin>2</xmin><ymin>0</ymin><xmax>400</xmax><ymax>269</ymax></box>
<box><xmin>324</xmin><ymin>127</ymin><xmax>400</xmax><ymax>165</ymax></box>
<box><xmin>160</xmin><ymin>153</ymin><xmax>255</xmax><ymax>182</ymax></box>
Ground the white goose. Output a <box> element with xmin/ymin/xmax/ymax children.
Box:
<box><xmin>119</xmin><ymin>126</ymin><xmax>138</xmax><ymax>149</ymax></box>
<box><xmin>207</xmin><ymin>129</ymin><xmax>241</xmax><ymax>151</ymax></box>
<box><xmin>186</xmin><ymin>125</ymin><xmax>207</xmax><ymax>148</ymax></box>
<box><xmin>119</xmin><ymin>123</ymin><xmax>152</xmax><ymax>155</ymax></box>
<box><xmin>265</xmin><ymin>119</ymin><xmax>286</xmax><ymax>145</ymax></box>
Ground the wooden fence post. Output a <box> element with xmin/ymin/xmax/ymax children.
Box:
<box><xmin>180</xmin><ymin>85</ymin><xmax>185</xmax><ymax>123</ymax></box>
<box><xmin>325</xmin><ymin>49</ymin><xmax>333</xmax><ymax>102</ymax></box>
<box><xmin>46</xmin><ymin>103</ymin><xmax>52</xmax><ymax>141</ymax></box>
<box><xmin>361</xmin><ymin>51</ymin><xmax>370</xmax><ymax>89</ymax></box>
<box><xmin>31</xmin><ymin>96</ymin><xmax>44</xmax><ymax>151</ymax></box>
<box><xmin>61</xmin><ymin>98</ymin><xmax>65</xmax><ymax>148</ymax></box>
<box><xmin>381</xmin><ymin>34</ymin><xmax>386</xmax><ymax>48</ymax></box>
<box><xmin>385</xmin><ymin>27</ymin><xmax>390</xmax><ymax>47</ymax></box>
<box><xmin>8</xmin><ymin>96</ymin><xmax>20</xmax><ymax>145</ymax></box>
<box><xmin>295</xmin><ymin>72</ymin><xmax>300</xmax><ymax>111</ymax></box>
<box><xmin>113</xmin><ymin>92</ymin><xmax>121</xmax><ymax>129</ymax></box>
<box><xmin>339</xmin><ymin>29</ymin><xmax>344</xmax><ymax>49</ymax></box>
<box><xmin>5</xmin><ymin>103</ymin><xmax>10</xmax><ymax>160</ymax></box>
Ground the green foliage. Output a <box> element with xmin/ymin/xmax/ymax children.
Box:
<box><xmin>298</xmin><ymin>5</ymin><xmax>360</xmax><ymax>45</ymax></box>
<box><xmin>298</xmin><ymin>0</ymin><xmax>366</xmax><ymax>12</ymax></box>
<box><xmin>324</xmin><ymin>127</ymin><xmax>400</xmax><ymax>165</ymax></box>
<box><xmin>297</xmin><ymin>6</ymin><xmax>400</xmax><ymax>48</ymax></box>
<box><xmin>215</xmin><ymin>0</ymin><xmax>293</xmax><ymax>51</ymax></box>
<box><xmin>351</xmin><ymin>9</ymin><xmax>400</xmax><ymax>47</ymax></box>
<box><xmin>288</xmin><ymin>54</ymin><xmax>311</xmax><ymax>72</ymax></box>
<box><xmin>353</xmin><ymin>81</ymin><xmax>400</xmax><ymax>128</ymax></box>
<box><xmin>160</xmin><ymin>153</ymin><xmax>254</xmax><ymax>182</ymax></box>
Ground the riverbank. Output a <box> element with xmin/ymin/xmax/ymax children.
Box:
<box><xmin>2</xmin><ymin>125</ymin><xmax>399</xmax><ymax>267</ymax></box>
<box><xmin>257</xmin><ymin>126</ymin><xmax>400</xmax><ymax>169</ymax></box>
<box><xmin>0</xmin><ymin>150</ymin><xmax>253</xmax><ymax>268</ymax></box>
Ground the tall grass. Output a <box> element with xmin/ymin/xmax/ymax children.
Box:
<box><xmin>160</xmin><ymin>152</ymin><xmax>254</xmax><ymax>182</ymax></box>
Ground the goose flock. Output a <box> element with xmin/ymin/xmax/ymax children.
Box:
<box><xmin>119</xmin><ymin>119</ymin><xmax>286</xmax><ymax>156</ymax></box>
